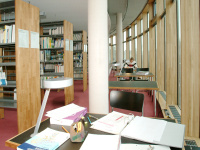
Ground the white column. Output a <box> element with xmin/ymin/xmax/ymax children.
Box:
<box><xmin>88</xmin><ymin>0</ymin><xmax>109</xmax><ymax>114</ymax></box>
<box><xmin>116</xmin><ymin>13</ymin><xmax>123</xmax><ymax>69</ymax></box>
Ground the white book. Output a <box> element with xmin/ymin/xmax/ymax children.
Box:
<box><xmin>11</xmin><ymin>24</ymin><xmax>15</xmax><ymax>43</ymax></box>
<box><xmin>80</xmin><ymin>134</ymin><xmax>120</xmax><ymax>150</ymax></box>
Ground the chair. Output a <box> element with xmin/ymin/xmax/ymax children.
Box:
<box><xmin>120</xmin><ymin>68</ymin><xmax>133</xmax><ymax>81</ymax></box>
<box><xmin>136</xmin><ymin>68</ymin><xmax>149</xmax><ymax>72</ymax></box>
<box><xmin>110</xmin><ymin>90</ymin><xmax>144</xmax><ymax>116</ymax></box>
<box><xmin>135</xmin><ymin>68</ymin><xmax>149</xmax><ymax>81</ymax></box>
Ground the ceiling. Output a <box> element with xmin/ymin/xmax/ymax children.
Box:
<box><xmin>22</xmin><ymin>0</ymin><xmax>147</xmax><ymax>35</ymax></box>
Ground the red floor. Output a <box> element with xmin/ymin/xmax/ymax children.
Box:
<box><xmin>0</xmin><ymin>75</ymin><xmax>162</xmax><ymax>150</ymax></box>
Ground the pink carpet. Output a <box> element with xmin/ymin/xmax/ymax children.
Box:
<box><xmin>0</xmin><ymin>74</ymin><xmax>163</xmax><ymax>150</ymax></box>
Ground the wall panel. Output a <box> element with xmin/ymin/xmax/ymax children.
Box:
<box><xmin>166</xmin><ymin>0</ymin><xmax>177</xmax><ymax>105</ymax></box>
<box><xmin>181</xmin><ymin>0</ymin><xmax>199</xmax><ymax>138</ymax></box>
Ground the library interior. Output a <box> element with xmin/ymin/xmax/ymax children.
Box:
<box><xmin>0</xmin><ymin>0</ymin><xmax>199</xmax><ymax>150</ymax></box>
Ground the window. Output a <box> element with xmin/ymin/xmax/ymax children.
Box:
<box><xmin>135</xmin><ymin>24</ymin><xmax>137</xmax><ymax>61</ymax></box>
<box><xmin>141</xmin><ymin>19</ymin><xmax>143</xmax><ymax>67</ymax></box>
<box><xmin>153</xmin><ymin>1</ymin><xmax>156</xmax><ymax>17</ymax></box>
<box><xmin>128</xmin><ymin>28</ymin><xmax>131</xmax><ymax>37</ymax></box>
<box><xmin>129</xmin><ymin>41</ymin><xmax>132</xmax><ymax>58</ymax></box>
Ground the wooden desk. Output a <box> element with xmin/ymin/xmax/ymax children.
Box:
<box><xmin>115</xmin><ymin>72</ymin><xmax>154</xmax><ymax>81</ymax></box>
<box><xmin>5</xmin><ymin>114</ymin><xmax>180</xmax><ymax>150</ymax></box>
<box><xmin>109</xmin><ymin>81</ymin><xmax>159</xmax><ymax>116</ymax></box>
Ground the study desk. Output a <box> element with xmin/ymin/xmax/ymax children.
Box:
<box><xmin>5</xmin><ymin>113</ymin><xmax>181</xmax><ymax>150</ymax></box>
<box><xmin>109</xmin><ymin>81</ymin><xmax>159</xmax><ymax>116</ymax></box>
<box><xmin>115</xmin><ymin>72</ymin><xmax>154</xmax><ymax>81</ymax></box>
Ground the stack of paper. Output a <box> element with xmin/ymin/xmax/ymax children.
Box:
<box><xmin>46</xmin><ymin>103</ymin><xmax>87</xmax><ymax>126</ymax></box>
<box><xmin>90</xmin><ymin>111</ymin><xmax>134</xmax><ymax>134</ymax></box>
<box><xmin>17</xmin><ymin>128</ymin><xmax>69</xmax><ymax>150</ymax></box>
<box><xmin>80</xmin><ymin>134</ymin><xmax>121</xmax><ymax>150</ymax></box>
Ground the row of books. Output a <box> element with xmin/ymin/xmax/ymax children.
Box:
<box><xmin>73</xmin><ymin>33</ymin><xmax>82</xmax><ymax>41</ymax></box>
<box><xmin>73</xmin><ymin>42</ymin><xmax>82</xmax><ymax>50</ymax></box>
<box><xmin>0</xmin><ymin>24</ymin><xmax>15</xmax><ymax>44</ymax></box>
<box><xmin>40</xmin><ymin>37</ymin><xmax>64</xmax><ymax>49</ymax></box>
<box><xmin>0</xmin><ymin>67</ymin><xmax>7</xmax><ymax>85</ymax></box>
<box><xmin>73</xmin><ymin>53</ymin><xmax>82</xmax><ymax>60</ymax></box>
<box><xmin>74</xmin><ymin>61</ymin><xmax>82</xmax><ymax>67</ymax></box>
<box><xmin>40</xmin><ymin>50</ymin><xmax>64</xmax><ymax>61</ymax></box>
<box><xmin>74</xmin><ymin>70</ymin><xmax>83</xmax><ymax>74</ymax></box>
<box><xmin>48</xmin><ymin>26</ymin><xmax>64</xmax><ymax>35</ymax></box>
<box><xmin>40</xmin><ymin>64</ymin><xmax>64</xmax><ymax>74</ymax></box>
<box><xmin>74</xmin><ymin>74</ymin><xmax>83</xmax><ymax>78</ymax></box>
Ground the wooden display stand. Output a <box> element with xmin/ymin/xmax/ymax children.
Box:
<box><xmin>15</xmin><ymin>0</ymin><xmax>41</xmax><ymax>133</ymax></box>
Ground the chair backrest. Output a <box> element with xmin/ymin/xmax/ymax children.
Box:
<box><xmin>110</xmin><ymin>91</ymin><xmax>144</xmax><ymax>115</ymax></box>
<box><xmin>136</xmin><ymin>68</ymin><xmax>149</xmax><ymax>72</ymax></box>
<box><xmin>123</xmin><ymin>68</ymin><xmax>133</xmax><ymax>73</ymax></box>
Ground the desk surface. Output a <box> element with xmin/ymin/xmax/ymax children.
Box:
<box><xmin>115</xmin><ymin>72</ymin><xmax>154</xmax><ymax>77</ymax></box>
<box><xmin>109</xmin><ymin>81</ymin><xmax>159</xmax><ymax>90</ymax></box>
<box><xmin>6</xmin><ymin>114</ymin><xmax>181</xmax><ymax>150</ymax></box>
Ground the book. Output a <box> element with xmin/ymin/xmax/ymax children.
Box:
<box><xmin>50</xmin><ymin>107</ymin><xmax>87</xmax><ymax>126</ymax></box>
<box><xmin>17</xmin><ymin>128</ymin><xmax>70</xmax><ymax>150</ymax></box>
<box><xmin>90</xmin><ymin>112</ymin><xmax>185</xmax><ymax>148</ymax></box>
<box><xmin>79</xmin><ymin>134</ymin><xmax>121</xmax><ymax>150</ymax></box>
<box><xmin>46</xmin><ymin>103</ymin><xmax>87</xmax><ymax>126</ymax></box>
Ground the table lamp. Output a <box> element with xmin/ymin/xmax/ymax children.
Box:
<box><xmin>31</xmin><ymin>77</ymin><xmax>73</xmax><ymax>137</ymax></box>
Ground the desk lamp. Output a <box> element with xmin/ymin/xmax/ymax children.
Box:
<box><xmin>31</xmin><ymin>77</ymin><xmax>73</xmax><ymax>137</ymax></box>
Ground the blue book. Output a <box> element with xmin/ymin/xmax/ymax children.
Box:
<box><xmin>17</xmin><ymin>128</ymin><xmax>70</xmax><ymax>150</ymax></box>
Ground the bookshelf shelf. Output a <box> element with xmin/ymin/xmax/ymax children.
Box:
<box><xmin>40</xmin><ymin>47</ymin><xmax>63</xmax><ymax>50</ymax></box>
<box><xmin>0</xmin><ymin>43</ymin><xmax>15</xmax><ymax>47</ymax></box>
<box><xmin>41</xmin><ymin>60</ymin><xmax>64</xmax><ymax>63</ymax></box>
<box><xmin>0</xmin><ymin>55</ymin><xmax>15</xmax><ymax>58</ymax></box>
<box><xmin>73</xmin><ymin>50</ymin><xmax>83</xmax><ymax>53</ymax></box>
<box><xmin>73</xmin><ymin>40</ymin><xmax>82</xmax><ymax>43</ymax></box>
<box><xmin>41</xmin><ymin>72</ymin><xmax>64</xmax><ymax>76</ymax></box>
<box><xmin>0</xmin><ymin>20</ymin><xmax>15</xmax><ymax>26</ymax></box>
<box><xmin>0</xmin><ymin>62</ymin><xmax>15</xmax><ymax>66</ymax></box>
<box><xmin>40</xmin><ymin>34</ymin><xmax>63</xmax><ymax>38</ymax></box>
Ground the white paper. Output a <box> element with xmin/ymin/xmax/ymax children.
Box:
<box><xmin>90</xmin><ymin>111</ymin><xmax>134</xmax><ymax>135</ymax></box>
<box><xmin>18</xmin><ymin>29</ymin><xmax>29</xmax><ymax>48</ymax></box>
<box><xmin>80</xmin><ymin>134</ymin><xmax>120</xmax><ymax>150</ymax></box>
<box><xmin>120</xmin><ymin>144</ymin><xmax>170</xmax><ymax>150</ymax></box>
<box><xmin>65</xmin><ymin>39</ymin><xmax>69</xmax><ymax>51</ymax></box>
<box><xmin>31</xmin><ymin>31</ymin><xmax>39</xmax><ymax>48</ymax></box>
<box><xmin>121</xmin><ymin>116</ymin><xmax>167</xmax><ymax>143</ymax></box>
<box><xmin>46</xmin><ymin>103</ymin><xmax>85</xmax><ymax>120</ymax></box>
<box><xmin>70</xmin><ymin>40</ymin><xmax>73</xmax><ymax>51</ymax></box>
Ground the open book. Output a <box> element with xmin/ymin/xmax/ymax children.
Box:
<box><xmin>90</xmin><ymin>112</ymin><xmax>185</xmax><ymax>148</ymax></box>
<box><xmin>136</xmin><ymin>71</ymin><xmax>149</xmax><ymax>75</ymax></box>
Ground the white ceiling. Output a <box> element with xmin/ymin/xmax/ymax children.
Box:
<box><xmin>23</xmin><ymin>0</ymin><xmax>147</xmax><ymax>35</ymax></box>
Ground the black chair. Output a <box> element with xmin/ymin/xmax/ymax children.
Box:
<box><xmin>135</xmin><ymin>68</ymin><xmax>149</xmax><ymax>81</ymax></box>
<box><xmin>136</xmin><ymin>68</ymin><xmax>149</xmax><ymax>72</ymax></box>
<box><xmin>110</xmin><ymin>90</ymin><xmax>144</xmax><ymax>116</ymax></box>
<box><xmin>120</xmin><ymin>68</ymin><xmax>133</xmax><ymax>81</ymax></box>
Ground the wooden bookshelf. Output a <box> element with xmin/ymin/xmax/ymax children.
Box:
<box><xmin>0</xmin><ymin>0</ymin><xmax>41</xmax><ymax>133</ymax></box>
<box><xmin>40</xmin><ymin>20</ymin><xmax>74</xmax><ymax>105</ymax></box>
<box><xmin>73</xmin><ymin>30</ymin><xmax>87</xmax><ymax>92</ymax></box>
